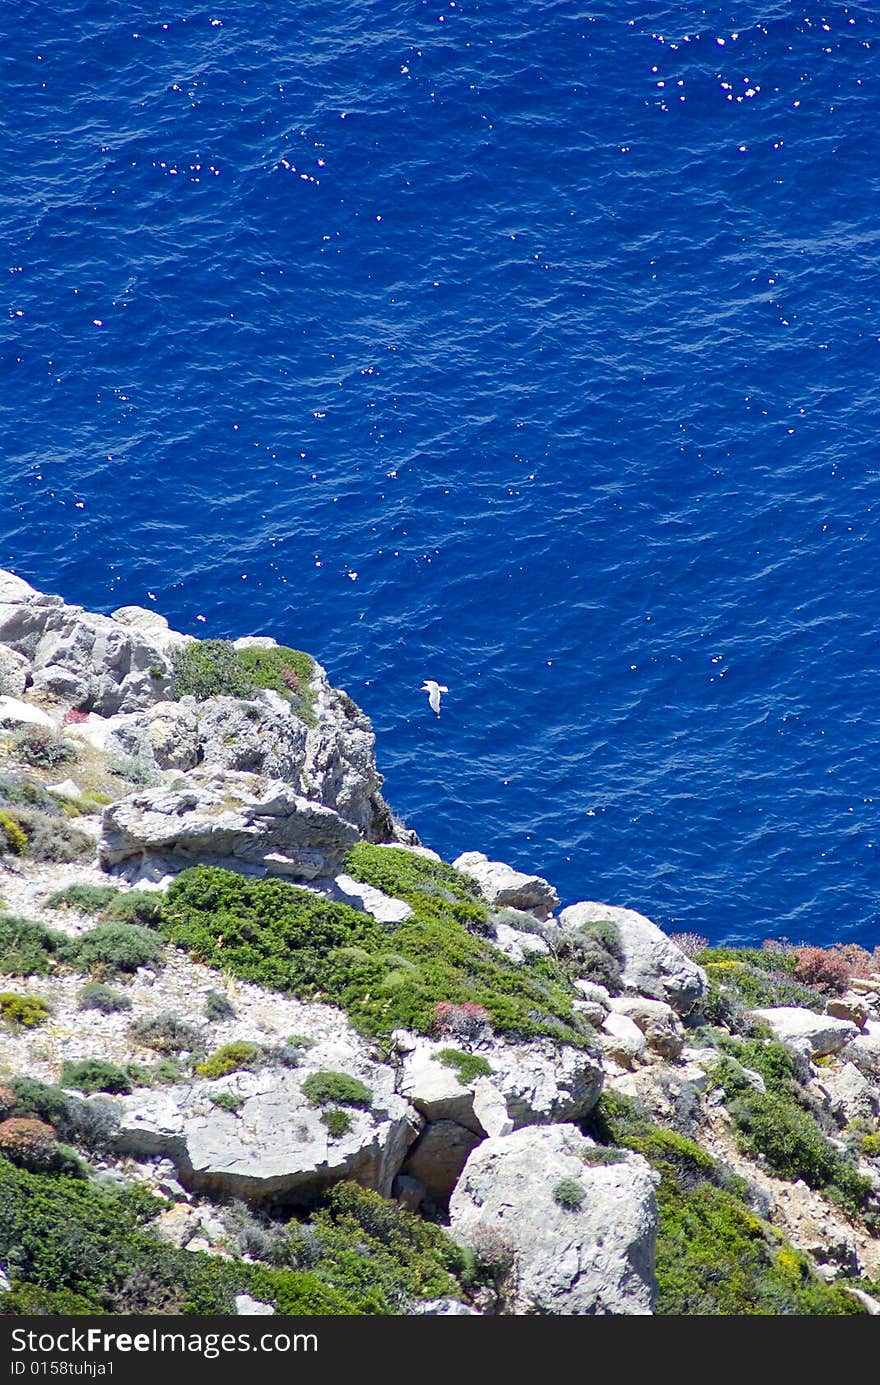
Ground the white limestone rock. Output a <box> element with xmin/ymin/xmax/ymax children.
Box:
<box><xmin>115</xmin><ymin>1066</ymin><xmax>420</xmax><ymax>1203</ymax></box>
<box><xmin>449</xmin><ymin>1125</ymin><xmax>658</xmax><ymax>1315</ymax></box>
<box><xmin>0</xmin><ymin>570</ymin><xmax>174</xmax><ymax>713</ymax></box>
<box><xmin>559</xmin><ymin>901</ymin><xmax>707</xmax><ymax>1014</ymax></box>
<box><xmin>453</xmin><ymin>851</ymin><xmax>559</xmax><ymax>919</ymax></box>
<box><xmin>749</xmin><ymin>1007</ymin><xmax>858</xmax><ymax>1058</ymax></box>
<box><xmin>397</xmin><ymin>1036</ymin><xmax>603</xmax><ymax>1137</ymax></box>
<box><xmin>99</xmin><ymin>768</ymin><xmax>359</xmax><ymax>880</ymax></box>
<box><xmin>332</xmin><ymin>873</ymin><xmax>413</xmax><ymax>924</ymax></box>
<box><xmin>0</xmin><ymin>645</ymin><xmax>30</xmax><ymax>698</ymax></box>
<box><xmin>609</xmin><ymin>996</ymin><xmax>686</xmax><ymax>1060</ymax></box>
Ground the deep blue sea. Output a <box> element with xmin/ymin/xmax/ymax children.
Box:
<box><xmin>2</xmin><ymin>1</ymin><xmax>880</xmax><ymax>947</ymax></box>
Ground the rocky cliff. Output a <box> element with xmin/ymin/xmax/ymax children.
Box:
<box><xmin>0</xmin><ymin>570</ymin><xmax>879</xmax><ymax>1316</ymax></box>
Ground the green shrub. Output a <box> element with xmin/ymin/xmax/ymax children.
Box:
<box><xmin>8</xmin><ymin>1080</ymin><xmax>119</xmax><ymax>1153</ymax></box>
<box><xmin>728</xmin><ymin>1092</ymin><xmax>870</xmax><ymax>1213</ymax></box>
<box><xmin>320</xmin><ymin>1108</ymin><xmax>351</xmax><ymax>1139</ymax></box>
<box><xmin>0</xmin><ymin>1281</ymin><xmax>100</xmax><ymax>1315</ymax></box>
<box><xmin>0</xmin><ymin>811</ymin><xmax>28</xmax><ymax>855</ymax></box>
<box><xmin>128</xmin><ymin>1012</ymin><xmax>204</xmax><ymax>1054</ymax></box>
<box><xmin>204</xmin><ymin>989</ymin><xmax>236</xmax><ymax>1021</ymax></box>
<box><xmin>67</xmin><ymin>923</ymin><xmax>163</xmax><ymax>975</ymax></box>
<box><xmin>151</xmin><ymin>1058</ymin><xmax>185</xmax><ymax>1085</ymax></box>
<box><xmin>0</xmin><ymin>992</ymin><xmax>50</xmax><ymax>1028</ymax></box>
<box><xmin>171</xmin><ymin>640</ymin><xmax>316</xmax><ymax>723</ymax></box>
<box><xmin>588</xmin><ymin>1093</ymin><xmax>862</xmax><ymax>1315</ymax></box>
<box><xmin>0</xmin><ymin>915</ymin><xmax>65</xmax><ymax>976</ymax></box>
<box><xmin>196</xmin><ymin>1041</ymin><xmax>263</xmax><ymax>1080</ymax></box>
<box><xmin>0</xmin><ymin>1155</ymin><xmax>471</xmax><ymax>1316</ymax></box>
<box><xmin>438</xmin><ymin>1048</ymin><xmax>493</xmax><ymax>1083</ymax></box>
<box><xmin>60</xmin><ymin>1059</ymin><xmax>131</xmax><ymax>1095</ymax></box>
<box><xmin>210</xmin><ymin>1090</ymin><xmax>245</xmax><ymax>1115</ymax></box>
<box><xmin>694</xmin><ymin>948</ymin><xmax>827</xmax><ymax>1018</ymax></box>
<box><xmin>11</xmin><ymin>727</ymin><xmax>77</xmax><ymax>769</ymax></box>
<box><xmin>862</xmin><ymin>1133</ymin><xmax>880</xmax><ymax>1158</ymax></box>
<box><xmin>1</xmin><ymin>808</ymin><xmax>92</xmax><ymax>864</ymax></box>
<box><xmin>46</xmin><ymin>884</ymin><xmax>122</xmax><ymax>915</ymax></box>
<box><xmin>104</xmin><ymin>893</ymin><xmax>164</xmax><ymax>928</ymax></box>
<box><xmin>552</xmin><ymin>1177</ymin><xmax>585</xmax><ymax>1209</ymax></box>
<box><xmin>302</xmin><ymin>1071</ymin><xmax>372</xmax><ymax>1109</ymax></box>
<box><xmin>77</xmin><ymin>982</ymin><xmax>131</xmax><ymax>1014</ymax></box>
<box><xmin>162</xmin><ymin>859</ymin><xmax>589</xmax><ymax>1045</ymax></box>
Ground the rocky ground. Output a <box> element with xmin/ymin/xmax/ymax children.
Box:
<box><xmin>1</xmin><ymin>568</ymin><xmax>880</xmax><ymax>1316</ymax></box>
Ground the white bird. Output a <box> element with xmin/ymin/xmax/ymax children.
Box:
<box><xmin>421</xmin><ymin>680</ymin><xmax>448</xmax><ymax>717</ymax></box>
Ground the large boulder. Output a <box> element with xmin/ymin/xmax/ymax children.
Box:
<box><xmin>609</xmin><ymin>997</ymin><xmax>686</xmax><ymax>1060</ymax></box>
<box><xmin>749</xmin><ymin>1007</ymin><xmax>858</xmax><ymax>1058</ymax></box>
<box><xmin>558</xmin><ymin>901</ymin><xmax>707</xmax><ymax>1015</ymax></box>
<box><xmin>99</xmin><ymin>768</ymin><xmax>359</xmax><ymax>880</ymax></box>
<box><xmin>0</xmin><ymin>570</ymin><xmax>175</xmax><ymax>714</ymax></box>
<box><xmin>114</xmin><ymin>1066</ymin><xmax>419</xmax><ymax>1203</ymax></box>
<box><xmin>196</xmin><ymin>696</ymin><xmax>309</xmax><ymax>782</ymax></box>
<box><xmin>448</xmin><ymin>1125</ymin><xmax>658</xmax><ymax>1315</ymax></box>
<box><xmin>453</xmin><ymin>851</ymin><xmax>559</xmax><ymax>920</ymax></box>
<box><xmin>396</xmin><ymin>1035</ymin><xmax>603</xmax><ymax>1136</ymax></box>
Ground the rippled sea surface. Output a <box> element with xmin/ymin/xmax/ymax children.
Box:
<box><xmin>2</xmin><ymin>1</ymin><xmax>880</xmax><ymax>944</ymax></box>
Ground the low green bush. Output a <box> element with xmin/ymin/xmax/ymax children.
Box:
<box><xmin>0</xmin><ymin>1160</ymin><xmax>468</xmax><ymax>1315</ymax></box>
<box><xmin>0</xmin><ymin>807</ymin><xmax>92</xmax><ymax>864</ymax></box>
<box><xmin>161</xmin><ymin>857</ymin><xmax>589</xmax><ymax>1045</ymax></box>
<box><xmin>210</xmin><ymin>1091</ymin><xmax>245</xmax><ymax>1115</ymax></box>
<box><xmin>204</xmin><ymin>989</ymin><xmax>236</xmax><ymax>1021</ymax></box>
<box><xmin>67</xmin><ymin>923</ymin><xmax>163</xmax><ymax>975</ymax></box>
<box><xmin>170</xmin><ymin>640</ymin><xmax>316</xmax><ymax>722</ymax></box>
<box><xmin>0</xmin><ymin>811</ymin><xmax>28</xmax><ymax>855</ymax></box>
<box><xmin>694</xmin><ymin>948</ymin><xmax>827</xmax><ymax>1018</ymax></box>
<box><xmin>77</xmin><ymin>982</ymin><xmax>132</xmax><ymax>1014</ymax></box>
<box><xmin>438</xmin><ymin>1048</ymin><xmax>493</xmax><ymax>1083</ymax></box>
<box><xmin>588</xmin><ymin>1092</ymin><xmax>864</xmax><ymax>1315</ymax></box>
<box><xmin>105</xmin><ymin>756</ymin><xmax>159</xmax><ymax>787</ymax></box>
<box><xmin>128</xmin><ymin>1012</ymin><xmax>204</xmax><ymax>1055</ymax></box>
<box><xmin>302</xmin><ymin>1071</ymin><xmax>372</xmax><ymax>1109</ymax></box>
<box><xmin>60</xmin><ymin>1059</ymin><xmax>132</xmax><ymax>1095</ymax></box>
<box><xmin>196</xmin><ymin>1041</ymin><xmax>263</xmax><ymax>1080</ymax></box>
<box><xmin>0</xmin><ymin>915</ymin><xmax>65</xmax><ymax>976</ymax></box>
<box><xmin>46</xmin><ymin>884</ymin><xmax>121</xmax><ymax>915</ymax></box>
<box><xmin>0</xmin><ymin>993</ymin><xmax>50</xmax><ymax>1028</ymax></box>
<box><xmin>552</xmin><ymin>1177</ymin><xmax>585</xmax><ymax>1209</ymax></box>
<box><xmin>11</xmin><ymin>727</ymin><xmax>77</xmax><ymax>769</ymax></box>
<box><xmin>9</xmin><ymin>1079</ymin><xmax>119</xmax><ymax>1153</ymax></box>
<box><xmin>320</xmin><ymin>1108</ymin><xmax>351</xmax><ymax>1139</ymax></box>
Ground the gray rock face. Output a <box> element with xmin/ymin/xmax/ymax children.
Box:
<box><xmin>196</xmin><ymin>696</ymin><xmax>308</xmax><ymax>782</ymax></box>
<box><xmin>397</xmin><ymin>1036</ymin><xmax>603</xmax><ymax>1137</ymax></box>
<box><xmin>0</xmin><ymin>644</ymin><xmax>29</xmax><ymax>698</ymax></box>
<box><xmin>817</xmin><ymin>1062</ymin><xmax>878</xmax><ymax>1127</ymax></box>
<box><xmin>453</xmin><ymin>851</ymin><xmax>560</xmax><ymax>919</ymax></box>
<box><xmin>449</xmin><ymin>1125</ymin><xmax>659</xmax><ymax>1315</ymax></box>
<box><xmin>99</xmin><ymin>769</ymin><xmax>359</xmax><ymax>880</ymax></box>
<box><xmin>749</xmin><ymin>1007</ymin><xmax>858</xmax><ymax>1057</ymax></box>
<box><xmin>0</xmin><ymin>570</ymin><xmax>174</xmax><ymax>714</ymax></box>
<box><xmin>559</xmin><ymin>901</ymin><xmax>707</xmax><ymax>1014</ymax></box>
<box><xmin>115</xmin><ymin>1067</ymin><xmax>419</xmax><ymax>1203</ymax></box>
<box><xmin>303</xmin><ymin>684</ymin><xmax>396</xmax><ymax>842</ymax></box>
<box><xmin>609</xmin><ymin>997</ymin><xmax>686</xmax><ymax>1060</ymax></box>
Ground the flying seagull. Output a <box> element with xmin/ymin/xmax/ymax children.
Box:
<box><xmin>421</xmin><ymin>680</ymin><xmax>448</xmax><ymax>717</ymax></box>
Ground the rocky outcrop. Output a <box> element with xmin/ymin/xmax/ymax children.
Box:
<box><xmin>302</xmin><ymin>685</ymin><xmax>397</xmax><ymax>842</ymax></box>
<box><xmin>396</xmin><ymin>1035</ymin><xmax>603</xmax><ymax>1136</ymax></box>
<box><xmin>749</xmin><ymin>1007</ymin><xmax>858</xmax><ymax>1058</ymax></box>
<box><xmin>448</xmin><ymin>1125</ymin><xmax>659</xmax><ymax>1315</ymax></box>
<box><xmin>114</xmin><ymin>1066</ymin><xmax>419</xmax><ymax>1203</ymax></box>
<box><xmin>453</xmin><ymin>851</ymin><xmax>559</xmax><ymax>919</ymax></box>
<box><xmin>608</xmin><ymin>997</ymin><xmax>686</xmax><ymax>1061</ymax></box>
<box><xmin>0</xmin><ymin>571</ymin><xmax>177</xmax><ymax>714</ymax></box>
<box><xmin>558</xmin><ymin>901</ymin><xmax>707</xmax><ymax>1014</ymax></box>
<box><xmin>99</xmin><ymin>769</ymin><xmax>359</xmax><ymax>880</ymax></box>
